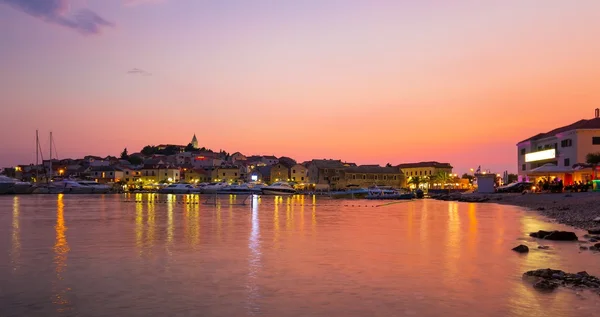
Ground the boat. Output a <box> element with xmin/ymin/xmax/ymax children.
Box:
<box><xmin>0</xmin><ymin>176</ymin><xmax>16</xmax><ymax>194</ymax></box>
<box><xmin>0</xmin><ymin>176</ymin><xmax>33</xmax><ymax>194</ymax></box>
<box><xmin>201</xmin><ymin>182</ymin><xmax>229</xmax><ymax>194</ymax></box>
<box><xmin>78</xmin><ymin>180</ymin><xmax>112</xmax><ymax>194</ymax></box>
<box><xmin>261</xmin><ymin>182</ymin><xmax>296</xmax><ymax>195</ymax></box>
<box><xmin>365</xmin><ymin>187</ymin><xmax>415</xmax><ymax>200</ymax></box>
<box><xmin>218</xmin><ymin>183</ymin><xmax>263</xmax><ymax>194</ymax></box>
<box><xmin>330</xmin><ymin>185</ymin><xmax>369</xmax><ymax>199</ymax></box>
<box><xmin>158</xmin><ymin>183</ymin><xmax>200</xmax><ymax>194</ymax></box>
<box><xmin>51</xmin><ymin>180</ymin><xmax>94</xmax><ymax>194</ymax></box>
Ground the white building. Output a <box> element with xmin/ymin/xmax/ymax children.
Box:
<box><xmin>517</xmin><ymin>109</ymin><xmax>600</xmax><ymax>182</ymax></box>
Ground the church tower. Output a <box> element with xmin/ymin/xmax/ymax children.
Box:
<box><xmin>191</xmin><ymin>133</ymin><xmax>198</xmax><ymax>149</ymax></box>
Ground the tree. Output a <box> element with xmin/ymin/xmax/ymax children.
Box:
<box><xmin>163</xmin><ymin>145</ymin><xmax>180</xmax><ymax>156</ymax></box>
<box><xmin>408</xmin><ymin>176</ymin><xmax>424</xmax><ymax>189</ymax></box>
<box><xmin>586</xmin><ymin>152</ymin><xmax>600</xmax><ymax>179</ymax></box>
<box><xmin>434</xmin><ymin>172</ymin><xmax>451</xmax><ymax>189</ymax></box>
<box><xmin>128</xmin><ymin>155</ymin><xmax>143</xmax><ymax>165</ymax></box>
<box><xmin>141</xmin><ymin>145</ymin><xmax>157</xmax><ymax>156</ymax></box>
<box><xmin>461</xmin><ymin>173</ymin><xmax>474</xmax><ymax>181</ymax></box>
<box><xmin>185</xmin><ymin>143</ymin><xmax>197</xmax><ymax>152</ymax></box>
<box><xmin>120</xmin><ymin>148</ymin><xmax>129</xmax><ymax>160</ymax></box>
<box><xmin>385</xmin><ymin>163</ymin><xmax>392</xmax><ymax>167</ymax></box>
<box><xmin>507</xmin><ymin>173</ymin><xmax>519</xmax><ymax>183</ymax></box>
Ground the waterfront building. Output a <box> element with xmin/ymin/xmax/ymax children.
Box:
<box><xmin>211</xmin><ymin>166</ymin><xmax>242</xmax><ymax>183</ymax></box>
<box><xmin>270</xmin><ymin>163</ymin><xmax>290</xmax><ymax>183</ymax></box>
<box><xmin>230</xmin><ymin>152</ymin><xmax>247</xmax><ymax>164</ymax></box>
<box><xmin>289</xmin><ymin>164</ymin><xmax>308</xmax><ymax>183</ymax></box>
<box><xmin>90</xmin><ymin>166</ymin><xmax>125</xmax><ymax>184</ymax></box>
<box><xmin>184</xmin><ymin>168</ymin><xmax>212</xmax><ymax>183</ymax></box>
<box><xmin>397</xmin><ymin>162</ymin><xmax>453</xmax><ymax>178</ymax></box>
<box><xmin>306</xmin><ymin>159</ymin><xmax>356</xmax><ymax>189</ymax></box>
<box><xmin>517</xmin><ymin>109</ymin><xmax>600</xmax><ymax>182</ymax></box>
<box><xmin>140</xmin><ymin>164</ymin><xmax>180</xmax><ymax>184</ymax></box>
<box><xmin>337</xmin><ymin>165</ymin><xmax>405</xmax><ymax>189</ymax></box>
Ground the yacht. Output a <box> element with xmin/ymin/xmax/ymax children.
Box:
<box><xmin>201</xmin><ymin>182</ymin><xmax>229</xmax><ymax>194</ymax></box>
<box><xmin>261</xmin><ymin>182</ymin><xmax>296</xmax><ymax>195</ymax></box>
<box><xmin>330</xmin><ymin>185</ymin><xmax>369</xmax><ymax>199</ymax></box>
<box><xmin>218</xmin><ymin>183</ymin><xmax>263</xmax><ymax>194</ymax></box>
<box><xmin>159</xmin><ymin>183</ymin><xmax>200</xmax><ymax>194</ymax></box>
<box><xmin>0</xmin><ymin>176</ymin><xmax>16</xmax><ymax>194</ymax></box>
<box><xmin>0</xmin><ymin>176</ymin><xmax>33</xmax><ymax>194</ymax></box>
<box><xmin>78</xmin><ymin>180</ymin><xmax>112</xmax><ymax>194</ymax></box>
<box><xmin>51</xmin><ymin>180</ymin><xmax>94</xmax><ymax>194</ymax></box>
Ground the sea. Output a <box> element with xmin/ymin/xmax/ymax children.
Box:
<box><xmin>1</xmin><ymin>194</ymin><xmax>600</xmax><ymax>317</ymax></box>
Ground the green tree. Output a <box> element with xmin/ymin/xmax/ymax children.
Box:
<box><xmin>128</xmin><ymin>155</ymin><xmax>144</xmax><ymax>165</ymax></box>
<box><xmin>408</xmin><ymin>176</ymin><xmax>424</xmax><ymax>189</ymax></box>
<box><xmin>141</xmin><ymin>145</ymin><xmax>157</xmax><ymax>156</ymax></box>
<box><xmin>120</xmin><ymin>148</ymin><xmax>129</xmax><ymax>160</ymax></box>
<box><xmin>507</xmin><ymin>173</ymin><xmax>519</xmax><ymax>183</ymax></box>
<box><xmin>185</xmin><ymin>143</ymin><xmax>197</xmax><ymax>152</ymax></box>
<box><xmin>434</xmin><ymin>172</ymin><xmax>451</xmax><ymax>189</ymax></box>
<box><xmin>461</xmin><ymin>173</ymin><xmax>474</xmax><ymax>181</ymax></box>
<box><xmin>385</xmin><ymin>163</ymin><xmax>392</xmax><ymax>167</ymax></box>
<box><xmin>162</xmin><ymin>145</ymin><xmax>180</xmax><ymax>156</ymax></box>
<box><xmin>586</xmin><ymin>152</ymin><xmax>600</xmax><ymax>179</ymax></box>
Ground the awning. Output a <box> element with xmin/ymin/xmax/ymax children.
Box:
<box><xmin>528</xmin><ymin>163</ymin><xmax>573</xmax><ymax>175</ymax></box>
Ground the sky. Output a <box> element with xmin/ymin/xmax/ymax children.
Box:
<box><xmin>1</xmin><ymin>0</ymin><xmax>600</xmax><ymax>174</ymax></box>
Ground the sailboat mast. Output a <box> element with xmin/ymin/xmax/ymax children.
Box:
<box><xmin>35</xmin><ymin>130</ymin><xmax>39</xmax><ymax>182</ymax></box>
<box><xmin>50</xmin><ymin>131</ymin><xmax>53</xmax><ymax>160</ymax></box>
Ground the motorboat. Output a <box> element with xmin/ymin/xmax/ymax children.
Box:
<box><xmin>365</xmin><ymin>187</ymin><xmax>414</xmax><ymax>200</ymax></box>
<box><xmin>0</xmin><ymin>176</ymin><xmax>33</xmax><ymax>194</ymax></box>
<box><xmin>261</xmin><ymin>182</ymin><xmax>296</xmax><ymax>195</ymax></box>
<box><xmin>158</xmin><ymin>183</ymin><xmax>200</xmax><ymax>194</ymax></box>
<box><xmin>201</xmin><ymin>182</ymin><xmax>229</xmax><ymax>194</ymax></box>
<box><xmin>78</xmin><ymin>180</ymin><xmax>112</xmax><ymax>194</ymax></box>
<box><xmin>51</xmin><ymin>180</ymin><xmax>94</xmax><ymax>194</ymax></box>
<box><xmin>330</xmin><ymin>185</ymin><xmax>369</xmax><ymax>199</ymax></box>
<box><xmin>218</xmin><ymin>183</ymin><xmax>263</xmax><ymax>194</ymax></box>
<box><xmin>0</xmin><ymin>176</ymin><xmax>16</xmax><ymax>194</ymax></box>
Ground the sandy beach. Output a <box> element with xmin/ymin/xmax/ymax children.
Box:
<box><xmin>434</xmin><ymin>191</ymin><xmax>600</xmax><ymax>230</ymax></box>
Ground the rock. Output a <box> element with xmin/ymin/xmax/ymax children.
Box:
<box><xmin>536</xmin><ymin>207</ymin><xmax>546</xmax><ymax>211</ymax></box>
<box><xmin>590</xmin><ymin>238</ymin><xmax>599</xmax><ymax>242</ymax></box>
<box><xmin>537</xmin><ymin>245</ymin><xmax>550</xmax><ymax>250</ymax></box>
<box><xmin>512</xmin><ymin>245</ymin><xmax>529</xmax><ymax>253</ymax></box>
<box><xmin>580</xmin><ymin>246</ymin><xmax>589</xmax><ymax>250</ymax></box>
<box><xmin>529</xmin><ymin>230</ymin><xmax>578</xmax><ymax>241</ymax></box>
<box><xmin>533</xmin><ymin>279</ymin><xmax>559</xmax><ymax>291</ymax></box>
<box><xmin>589</xmin><ymin>228</ymin><xmax>600</xmax><ymax>234</ymax></box>
<box><xmin>577</xmin><ymin>271</ymin><xmax>590</xmax><ymax>277</ymax></box>
<box><xmin>594</xmin><ymin>243</ymin><xmax>600</xmax><ymax>248</ymax></box>
<box><xmin>594</xmin><ymin>217</ymin><xmax>600</xmax><ymax>222</ymax></box>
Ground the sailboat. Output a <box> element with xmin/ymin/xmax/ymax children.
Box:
<box><xmin>32</xmin><ymin>130</ymin><xmax>64</xmax><ymax>194</ymax></box>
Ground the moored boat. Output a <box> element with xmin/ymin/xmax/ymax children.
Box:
<box><xmin>261</xmin><ymin>182</ymin><xmax>296</xmax><ymax>195</ymax></box>
<box><xmin>158</xmin><ymin>183</ymin><xmax>200</xmax><ymax>194</ymax></box>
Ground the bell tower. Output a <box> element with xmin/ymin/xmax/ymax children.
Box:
<box><xmin>191</xmin><ymin>133</ymin><xmax>198</xmax><ymax>149</ymax></box>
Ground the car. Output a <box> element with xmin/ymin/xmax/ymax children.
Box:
<box><xmin>496</xmin><ymin>181</ymin><xmax>534</xmax><ymax>193</ymax></box>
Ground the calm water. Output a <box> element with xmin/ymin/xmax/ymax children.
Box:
<box><xmin>1</xmin><ymin>194</ymin><xmax>600</xmax><ymax>317</ymax></box>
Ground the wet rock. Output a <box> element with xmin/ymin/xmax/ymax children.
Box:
<box><xmin>580</xmin><ymin>246</ymin><xmax>589</xmax><ymax>250</ymax></box>
<box><xmin>537</xmin><ymin>245</ymin><xmax>550</xmax><ymax>250</ymax></box>
<box><xmin>512</xmin><ymin>245</ymin><xmax>529</xmax><ymax>253</ymax></box>
<box><xmin>529</xmin><ymin>230</ymin><xmax>578</xmax><ymax>241</ymax></box>
<box><xmin>533</xmin><ymin>280</ymin><xmax>559</xmax><ymax>291</ymax></box>
<box><xmin>577</xmin><ymin>271</ymin><xmax>590</xmax><ymax>277</ymax></box>
<box><xmin>589</xmin><ymin>228</ymin><xmax>600</xmax><ymax>234</ymax></box>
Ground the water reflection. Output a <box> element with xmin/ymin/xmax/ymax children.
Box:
<box><xmin>167</xmin><ymin>195</ymin><xmax>174</xmax><ymax>245</ymax></box>
<box><xmin>247</xmin><ymin>195</ymin><xmax>261</xmax><ymax>314</ymax></box>
<box><xmin>53</xmin><ymin>194</ymin><xmax>71</xmax><ymax>312</ymax></box>
<box><xmin>273</xmin><ymin>196</ymin><xmax>280</xmax><ymax>249</ymax></box>
<box><xmin>11</xmin><ymin>196</ymin><xmax>20</xmax><ymax>271</ymax></box>
<box><xmin>146</xmin><ymin>196</ymin><xmax>156</xmax><ymax>252</ymax></box>
<box><xmin>135</xmin><ymin>198</ymin><xmax>143</xmax><ymax>252</ymax></box>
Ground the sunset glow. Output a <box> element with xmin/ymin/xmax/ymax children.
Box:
<box><xmin>2</xmin><ymin>0</ymin><xmax>600</xmax><ymax>173</ymax></box>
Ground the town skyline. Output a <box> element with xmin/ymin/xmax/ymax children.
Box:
<box><xmin>2</xmin><ymin>1</ymin><xmax>600</xmax><ymax>173</ymax></box>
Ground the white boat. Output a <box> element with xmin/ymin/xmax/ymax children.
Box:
<box><xmin>201</xmin><ymin>182</ymin><xmax>229</xmax><ymax>193</ymax></box>
<box><xmin>158</xmin><ymin>183</ymin><xmax>200</xmax><ymax>194</ymax></box>
<box><xmin>0</xmin><ymin>176</ymin><xmax>16</xmax><ymax>194</ymax></box>
<box><xmin>261</xmin><ymin>182</ymin><xmax>296</xmax><ymax>195</ymax></box>
<box><xmin>51</xmin><ymin>180</ymin><xmax>94</xmax><ymax>194</ymax></box>
<box><xmin>218</xmin><ymin>183</ymin><xmax>263</xmax><ymax>194</ymax></box>
<box><xmin>78</xmin><ymin>181</ymin><xmax>112</xmax><ymax>194</ymax></box>
<box><xmin>0</xmin><ymin>176</ymin><xmax>33</xmax><ymax>194</ymax></box>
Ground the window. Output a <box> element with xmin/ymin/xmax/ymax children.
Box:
<box><xmin>394</xmin><ymin>176</ymin><xmax>397</xmax><ymax>180</ymax></box>
<box><xmin>544</xmin><ymin>144</ymin><xmax>550</xmax><ymax>149</ymax></box>
<box><xmin>384</xmin><ymin>176</ymin><xmax>387</xmax><ymax>180</ymax></box>
<box><xmin>125</xmin><ymin>178</ymin><xmax>129</xmax><ymax>182</ymax></box>
<box><xmin>564</xmin><ymin>158</ymin><xmax>570</xmax><ymax>167</ymax></box>
<box><xmin>110</xmin><ymin>172</ymin><xmax>113</xmax><ymax>176</ymax></box>
<box><xmin>126</xmin><ymin>171</ymin><xmax>129</xmax><ymax>175</ymax></box>
<box><xmin>234</xmin><ymin>173</ymin><xmax>237</xmax><ymax>176</ymax></box>
<box><xmin>419</xmin><ymin>171</ymin><xmax>422</xmax><ymax>175</ymax></box>
<box><xmin>429</xmin><ymin>170</ymin><xmax>431</xmax><ymax>175</ymax></box>
<box><xmin>522</xmin><ymin>164</ymin><xmax>526</xmax><ymax>171</ymax></box>
<box><xmin>593</xmin><ymin>137</ymin><xmax>600</xmax><ymax>145</ymax></box>
<box><xmin>324</xmin><ymin>169</ymin><xmax>328</xmax><ymax>173</ymax></box>
<box><xmin>292</xmin><ymin>169</ymin><xmax>296</xmax><ymax>173</ymax></box>
<box><xmin>164</xmin><ymin>173</ymin><xmax>167</xmax><ymax>176</ymax></box>
<box><xmin>363</xmin><ymin>175</ymin><xmax>366</xmax><ymax>179</ymax></box>
<box><xmin>151</xmin><ymin>171</ymin><xmax>155</xmax><ymax>176</ymax></box>
<box><xmin>352</xmin><ymin>174</ymin><xmax>356</xmax><ymax>179</ymax></box>
<box><xmin>301</xmin><ymin>177</ymin><xmax>304</xmax><ymax>181</ymax></box>
<box><xmin>561</xmin><ymin>139</ymin><xmax>572</xmax><ymax>147</ymax></box>
<box><xmin>537</xmin><ymin>146</ymin><xmax>542</xmax><ymax>151</ymax></box>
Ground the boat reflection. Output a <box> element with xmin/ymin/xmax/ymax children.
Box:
<box><xmin>246</xmin><ymin>195</ymin><xmax>261</xmax><ymax>315</ymax></box>
<box><xmin>11</xmin><ymin>196</ymin><xmax>20</xmax><ymax>272</ymax></box>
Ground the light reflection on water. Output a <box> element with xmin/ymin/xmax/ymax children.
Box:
<box><xmin>1</xmin><ymin>194</ymin><xmax>600</xmax><ymax>317</ymax></box>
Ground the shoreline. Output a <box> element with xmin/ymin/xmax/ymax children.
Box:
<box><xmin>432</xmin><ymin>191</ymin><xmax>600</xmax><ymax>231</ymax></box>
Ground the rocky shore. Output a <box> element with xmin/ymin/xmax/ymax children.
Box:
<box><xmin>431</xmin><ymin>191</ymin><xmax>600</xmax><ymax>230</ymax></box>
